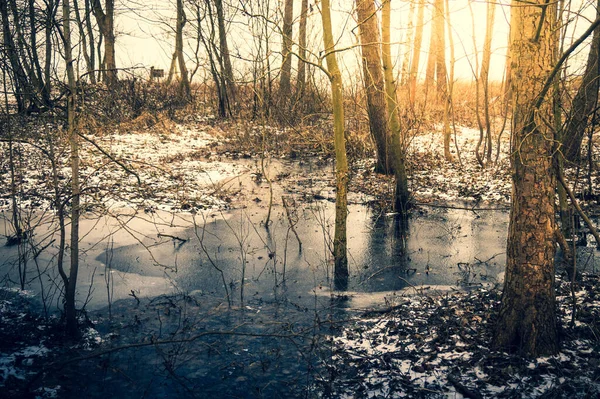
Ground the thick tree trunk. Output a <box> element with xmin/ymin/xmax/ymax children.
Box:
<box><xmin>493</xmin><ymin>0</ymin><xmax>559</xmax><ymax>357</ymax></box>
<box><xmin>562</xmin><ymin>1</ymin><xmax>600</xmax><ymax>162</ymax></box>
<box><xmin>278</xmin><ymin>0</ymin><xmax>293</xmax><ymax>103</ymax></box>
<box><xmin>355</xmin><ymin>0</ymin><xmax>393</xmax><ymax>174</ymax></box>
<box><xmin>321</xmin><ymin>0</ymin><xmax>349</xmax><ymax>290</ymax></box>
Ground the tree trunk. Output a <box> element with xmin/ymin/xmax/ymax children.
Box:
<box><xmin>175</xmin><ymin>0</ymin><xmax>191</xmax><ymax>98</ymax></box>
<box><xmin>399</xmin><ymin>0</ymin><xmax>415</xmax><ymax>88</ymax></box>
<box><xmin>296</xmin><ymin>0</ymin><xmax>308</xmax><ymax>97</ymax></box>
<box><xmin>321</xmin><ymin>0</ymin><xmax>349</xmax><ymax>290</ymax></box>
<box><xmin>562</xmin><ymin>1</ymin><xmax>600</xmax><ymax>162</ymax></box>
<box><xmin>84</xmin><ymin>0</ymin><xmax>97</xmax><ymax>83</ymax></box>
<box><xmin>91</xmin><ymin>0</ymin><xmax>117</xmax><ymax>86</ymax></box>
<box><xmin>215</xmin><ymin>0</ymin><xmax>235</xmax><ymax>107</ymax></box>
<box><xmin>73</xmin><ymin>0</ymin><xmax>94</xmax><ymax>82</ymax></box>
<box><xmin>492</xmin><ymin>0</ymin><xmax>559</xmax><ymax>357</ymax></box>
<box><xmin>278</xmin><ymin>0</ymin><xmax>293</xmax><ymax>103</ymax></box>
<box><xmin>355</xmin><ymin>0</ymin><xmax>393</xmax><ymax>174</ymax></box>
<box><xmin>481</xmin><ymin>0</ymin><xmax>496</xmax><ymax>165</ymax></box>
<box><xmin>62</xmin><ymin>0</ymin><xmax>81</xmax><ymax>338</ymax></box>
<box><xmin>408</xmin><ymin>0</ymin><xmax>425</xmax><ymax>105</ymax></box>
<box><xmin>382</xmin><ymin>0</ymin><xmax>410</xmax><ymax>214</ymax></box>
<box><xmin>430</xmin><ymin>0</ymin><xmax>452</xmax><ymax>161</ymax></box>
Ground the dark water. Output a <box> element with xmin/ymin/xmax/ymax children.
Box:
<box><xmin>83</xmin><ymin>202</ymin><xmax>509</xmax><ymax>312</ymax></box>
<box><xmin>0</xmin><ymin>158</ymin><xmax>515</xmax><ymax>398</ymax></box>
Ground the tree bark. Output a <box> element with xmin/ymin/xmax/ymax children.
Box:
<box><xmin>492</xmin><ymin>0</ymin><xmax>559</xmax><ymax>357</ymax></box>
<box><xmin>355</xmin><ymin>0</ymin><xmax>393</xmax><ymax>174</ymax></box>
<box><xmin>321</xmin><ymin>0</ymin><xmax>349</xmax><ymax>290</ymax></box>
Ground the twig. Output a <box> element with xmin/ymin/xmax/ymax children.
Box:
<box><xmin>557</xmin><ymin>167</ymin><xmax>600</xmax><ymax>249</ymax></box>
<box><xmin>282</xmin><ymin>196</ymin><xmax>302</xmax><ymax>250</ymax></box>
<box><xmin>447</xmin><ymin>374</ymin><xmax>483</xmax><ymax>399</ymax></box>
<box><xmin>157</xmin><ymin>233</ymin><xmax>188</xmax><ymax>242</ymax></box>
<box><xmin>415</xmin><ymin>202</ymin><xmax>509</xmax><ymax>211</ymax></box>
<box><xmin>77</xmin><ymin>132</ymin><xmax>142</xmax><ymax>185</ymax></box>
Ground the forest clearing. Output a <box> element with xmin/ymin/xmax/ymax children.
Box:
<box><xmin>2</xmin><ymin>0</ymin><xmax>600</xmax><ymax>398</ymax></box>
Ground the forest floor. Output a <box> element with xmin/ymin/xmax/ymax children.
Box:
<box><xmin>1</xmin><ymin>116</ymin><xmax>599</xmax><ymax>398</ymax></box>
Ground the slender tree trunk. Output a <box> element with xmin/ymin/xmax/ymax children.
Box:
<box><xmin>433</xmin><ymin>0</ymin><xmax>451</xmax><ymax>161</ymax></box>
<box><xmin>62</xmin><ymin>0</ymin><xmax>81</xmax><ymax>338</ymax></box>
<box><xmin>296</xmin><ymin>0</ymin><xmax>308</xmax><ymax>97</ymax></box>
<box><xmin>492</xmin><ymin>0</ymin><xmax>559</xmax><ymax>357</ymax></box>
<box><xmin>409</xmin><ymin>0</ymin><xmax>425</xmax><ymax>106</ymax></box>
<box><xmin>1</xmin><ymin>0</ymin><xmax>28</xmax><ymax>112</ymax></box>
<box><xmin>400</xmin><ymin>0</ymin><xmax>415</xmax><ymax>88</ymax></box>
<box><xmin>424</xmin><ymin>2</ymin><xmax>437</xmax><ymax>99</ymax></box>
<box><xmin>481</xmin><ymin>0</ymin><xmax>496</xmax><ymax>165</ymax></box>
<box><xmin>382</xmin><ymin>0</ymin><xmax>410</xmax><ymax>214</ymax></box>
<box><xmin>91</xmin><ymin>0</ymin><xmax>117</xmax><ymax>86</ymax></box>
<box><xmin>356</xmin><ymin>0</ymin><xmax>393</xmax><ymax>174</ymax></box>
<box><xmin>175</xmin><ymin>0</ymin><xmax>191</xmax><ymax>98</ymax></box>
<box><xmin>73</xmin><ymin>0</ymin><xmax>94</xmax><ymax>82</ymax></box>
<box><xmin>278</xmin><ymin>0</ymin><xmax>293</xmax><ymax>103</ymax></box>
<box><xmin>215</xmin><ymin>0</ymin><xmax>235</xmax><ymax>107</ymax></box>
<box><xmin>321</xmin><ymin>0</ymin><xmax>349</xmax><ymax>290</ymax></box>
<box><xmin>84</xmin><ymin>0</ymin><xmax>96</xmax><ymax>83</ymax></box>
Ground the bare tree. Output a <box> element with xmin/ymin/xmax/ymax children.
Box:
<box><xmin>382</xmin><ymin>0</ymin><xmax>409</xmax><ymax>213</ymax></box>
<box><xmin>561</xmin><ymin>0</ymin><xmax>600</xmax><ymax>162</ymax></box>
<box><xmin>62</xmin><ymin>0</ymin><xmax>82</xmax><ymax>337</ymax></box>
<box><xmin>91</xmin><ymin>0</ymin><xmax>117</xmax><ymax>86</ymax></box>
<box><xmin>321</xmin><ymin>0</ymin><xmax>349</xmax><ymax>289</ymax></box>
<box><xmin>408</xmin><ymin>0</ymin><xmax>425</xmax><ymax>106</ymax></box>
<box><xmin>167</xmin><ymin>0</ymin><xmax>191</xmax><ymax>99</ymax></box>
<box><xmin>296</xmin><ymin>0</ymin><xmax>309</xmax><ymax>98</ymax></box>
<box><xmin>278</xmin><ymin>0</ymin><xmax>293</xmax><ymax>104</ymax></box>
<box><xmin>355</xmin><ymin>0</ymin><xmax>393</xmax><ymax>174</ymax></box>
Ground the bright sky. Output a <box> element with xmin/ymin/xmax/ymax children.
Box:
<box><xmin>109</xmin><ymin>0</ymin><xmax>595</xmax><ymax>84</ymax></box>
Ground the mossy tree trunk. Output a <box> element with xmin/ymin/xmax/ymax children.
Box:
<box><xmin>321</xmin><ymin>0</ymin><xmax>348</xmax><ymax>290</ymax></box>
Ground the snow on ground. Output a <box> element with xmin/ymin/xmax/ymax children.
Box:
<box><xmin>408</xmin><ymin>126</ymin><xmax>512</xmax><ymax>205</ymax></box>
<box><xmin>329</xmin><ymin>273</ymin><xmax>600</xmax><ymax>398</ymax></box>
<box><xmin>0</xmin><ymin>123</ymin><xmax>250</xmax><ymax>213</ymax></box>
